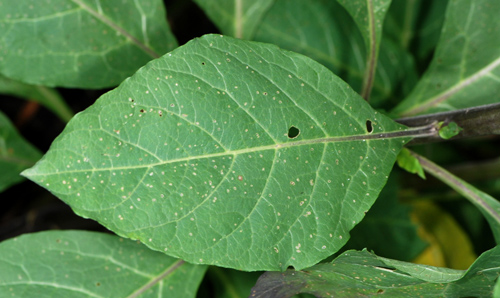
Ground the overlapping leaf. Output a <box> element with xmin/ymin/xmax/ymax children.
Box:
<box><xmin>0</xmin><ymin>231</ymin><xmax>207</xmax><ymax>297</ymax></box>
<box><xmin>251</xmin><ymin>246</ymin><xmax>500</xmax><ymax>298</ymax></box>
<box><xmin>0</xmin><ymin>110</ymin><xmax>41</xmax><ymax>191</ymax></box>
<box><xmin>23</xmin><ymin>34</ymin><xmax>412</xmax><ymax>271</ymax></box>
<box><xmin>0</xmin><ymin>0</ymin><xmax>177</xmax><ymax>88</ymax></box>
<box><xmin>252</xmin><ymin>0</ymin><xmax>418</xmax><ymax>107</ymax></box>
<box><xmin>193</xmin><ymin>0</ymin><xmax>274</xmax><ymax>39</ymax></box>
<box><xmin>393</xmin><ymin>0</ymin><xmax>500</xmax><ymax>116</ymax></box>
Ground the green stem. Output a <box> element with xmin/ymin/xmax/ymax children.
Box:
<box><xmin>410</xmin><ymin>151</ymin><xmax>500</xmax><ymax>225</ymax></box>
<box><xmin>360</xmin><ymin>0</ymin><xmax>377</xmax><ymax>101</ymax></box>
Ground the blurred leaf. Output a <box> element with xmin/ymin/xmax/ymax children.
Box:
<box><xmin>252</xmin><ymin>0</ymin><xmax>418</xmax><ymax>108</ymax></box>
<box><xmin>0</xmin><ymin>0</ymin><xmax>177</xmax><ymax>88</ymax></box>
<box><xmin>0</xmin><ymin>110</ymin><xmax>41</xmax><ymax>192</ymax></box>
<box><xmin>0</xmin><ymin>230</ymin><xmax>207</xmax><ymax>297</ymax></box>
<box><xmin>336</xmin><ymin>0</ymin><xmax>392</xmax><ymax>99</ymax></box>
<box><xmin>0</xmin><ymin>74</ymin><xmax>72</xmax><ymax>122</ymax></box>
<box><xmin>397</xmin><ymin>148</ymin><xmax>425</xmax><ymax>179</ymax></box>
<box><xmin>344</xmin><ymin>171</ymin><xmax>427</xmax><ymax>261</ymax></box>
<box><xmin>23</xmin><ymin>34</ymin><xmax>412</xmax><ymax>271</ymax></box>
<box><xmin>193</xmin><ymin>0</ymin><xmax>274</xmax><ymax>39</ymax></box>
<box><xmin>411</xmin><ymin>201</ymin><xmax>476</xmax><ymax>269</ymax></box>
<box><xmin>438</xmin><ymin>121</ymin><xmax>462</xmax><ymax>140</ymax></box>
<box><xmin>393</xmin><ymin>0</ymin><xmax>500</xmax><ymax>116</ymax></box>
<box><xmin>384</xmin><ymin>0</ymin><xmax>448</xmax><ymax>63</ymax></box>
<box><xmin>251</xmin><ymin>246</ymin><xmax>500</xmax><ymax>298</ymax></box>
<box><xmin>415</xmin><ymin>152</ymin><xmax>500</xmax><ymax>245</ymax></box>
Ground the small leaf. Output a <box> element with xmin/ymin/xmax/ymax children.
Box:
<box><xmin>0</xmin><ymin>0</ymin><xmax>177</xmax><ymax>88</ymax></box>
<box><xmin>193</xmin><ymin>0</ymin><xmax>274</xmax><ymax>39</ymax></box>
<box><xmin>393</xmin><ymin>0</ymin><xmax>500</xmax><ymax>116</ymax></box>
<box><xmin>23</xmin><ymin>34</ymin><xmax>413</xmax><ymax>271</ymax></box>
<box><xmin>251</xmin><ymin>246</ymin><xmax>500</xmax><ymax>298</ymax></box>
<box><xmin>0</xmin><ymin>110</ymin><xmax>42</xmax><ymax>192</ymax></box>
<box><xmin>0</xmin><ymin>74</ymin><xmax>73</xmax><ymax>122</ymax></box>
<box><xmin>397</xmin><ymin>148</ymin><xmax>425</xmax><ymax>179</ymax></box>
<box><xmin>0</xmin><ymin>231</ymin><xmax>207</xmax><ymax>297</ymax></box>
<box><xmin>438</xmin><ymin>121</ymin><xmax>463</xmax><ymax>140</ymax></box>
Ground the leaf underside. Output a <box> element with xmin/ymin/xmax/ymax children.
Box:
<box><xmin>23</xmin><ymin>34</ymin><xmax>409</xmax><ymax>271</ymax></box>
<box><xmin>251</xmin><ymin>247</ymin><xmax>500</xmax><ymax>298</ymax></box>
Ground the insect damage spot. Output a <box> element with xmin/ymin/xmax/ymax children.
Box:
<box><xmin>288</xmin><ymin>126</ymin><xmax>300</xmax><ymax>139</ymax></box>
<box><xmin>365</xmin><ymin>120</ymin><xmax>373</xmax><ymax>133</ymax></box>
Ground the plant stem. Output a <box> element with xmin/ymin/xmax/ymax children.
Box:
<box><xmin>396</xmin><ymin>103</ymin><xmax>500</xmax><ymax>145</ymax></box>
<box><xmin>409</xmin><ymin>150</ymin><xmax>500</xmax><ymax>226</ymax></box>
<box><xmin>360</xmin><ymin>0</ymin><xmax>377</xmax><ymax>101</ymax></box>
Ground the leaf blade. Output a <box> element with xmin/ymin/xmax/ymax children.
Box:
<box><xmin>0</xmin><ymin>231</ymin><xmax>207</xmax><ymax>297</ymax></box>
<box><xmin>193</xmin><ymin>0</ymin><xmax>275</xmax><ymax>39</ymax></box>
<box><xmin>0</xmin><ymin>0</ymin><xmax>177</xmax><ymax>88</ymax></box>
<box><xmin>251</xmin><ymin>247</ymin><xmax>500</xmax><ymax>298</ymax></box>
<box><xmin>0</xmin><ymin>110</ymin><xmax>42</xmax><ymax>192</ymax></box>
<box><xmin>393</xmin><ymin>0</ymin><xmax>500</xmax><ymax>116</ymax></box>
<box><xmin>23</xmin><ymin>34</ymin><xmax>410</xmax><ymax>271</ymax></box>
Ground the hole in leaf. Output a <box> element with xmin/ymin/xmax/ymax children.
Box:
<box><xmin>140</xmin><ymin>109</ymin><xmax>145</xmax><ymax>113</ymax></box>
<box><xmin>365</xmin><ymin>120</ymin><xmax>373</xmax><ymax>133</ymax></box>
<box><xmin>201</xmin><ymin>62</ymin><xmax>206</xmax><ymax>65</ymax></box>
<box><xmin>288</xmin><ymin>126</ymin><xmax>300</xmax><ymax>138</ymax></box>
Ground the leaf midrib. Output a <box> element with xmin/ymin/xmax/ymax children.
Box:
<box><xmin>26</xmin><ymin>127</ymin><xmax>423</xmax><ymax>177</ymax></box>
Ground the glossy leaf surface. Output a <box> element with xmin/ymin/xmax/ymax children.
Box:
<box><xmin>0</xmin><ymin>0</ymin><xmax>177</xmax><ymax>88</ymax></box>
<box><xmin>251</xmin><ymin>246</ymin><xmax>500</xmax><ymax>298</ymax></box>
<box><xmin>0</xmin><ymin>110</ymin><xmax>41</xmax><ymax>191</ymax></box>
<box><xmin>193</xmin><ymin>0</ymin><xmax>274</xmax><ymax>39</ymax></box>
<box><xmin>23</xmin><ymin>34</ymin><xmax>410</xmax><ymax>271</ymax></box>
<box><xmin>393</xmin><ymin>0</ymin><xmax>500</xmax><ymax>116</ymax></box>
<box><xmin>0</xmin><ymin>230</ymin><xmax>207</xmax><ymax>298</ymax></box>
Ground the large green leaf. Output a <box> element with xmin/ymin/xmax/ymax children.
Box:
<box><xmin>0</xmin><ymin>0</ymin><xmax>177</xmax><ymax>89</ymax></box>
<box><xmin>251</xmin><ymin>246</ymin><xmax>500</xmax><ymax>297</ymax></box>
<box><xmin>393</xmin><ymin>0</ymin><xmax>500</xmax><ymax>116</ymax></box>
<box><xmin>252</xmin><ymin>0</ymin><xmax>418</xmax><ymax>108</ymax></box>
<box><xmin>336</xmin><ymin>0</ymin><xmax>392</xmax><ymax>99</ymax></box>
<box><xmin>193</xmin><ymin>0</ymin><xmax>274</xmax><ymax>39</ymax></box>
<box><xmin>23</xmin><ymin>34</ymin><xmax>414</xmax><ymax>271</ymax></box>
<box><xmin>0</xmin><ymin>74</ymin><xmax>73</xmax><ymax>122</ymax></box>
<box><xmin>0</xmin><ymin>230</ymin><xmax>207</xmax><ymax>297</ymax></box>
<box><xmin>0</xmin><ymin>110</ymin><xmax>41</xmax><ymax>192</ymax></box>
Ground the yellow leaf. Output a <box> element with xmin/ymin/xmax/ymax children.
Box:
<box><xmin>411</xmin><ymin>201</ymin><xmax>476</xmax><ymax>269</ymax></box>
